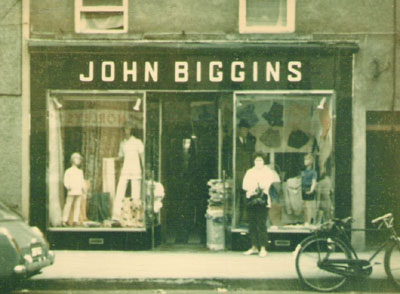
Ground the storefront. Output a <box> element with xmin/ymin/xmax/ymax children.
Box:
<box><xmin>29</xmin><ymin>41</ymin><xmax>358</xmax><ymax>250</ymax></box>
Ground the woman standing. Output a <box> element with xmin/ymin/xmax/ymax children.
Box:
<box><xmin>242</xmin><ymin>152</ymin><xmax>280</xmax><ymax>257</ymax></box>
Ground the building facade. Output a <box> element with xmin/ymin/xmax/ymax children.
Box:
<box><xmin>3</xmin><ymin>0</ymin><xmax>398</xmax><ymax>250</ymax></box>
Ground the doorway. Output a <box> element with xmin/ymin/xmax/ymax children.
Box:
<box><xmin>160</xmin><ymin>93</ymin><xmax>219</xmax><ymax>246</ymax></box>
<box><xmin>366</xmin><ymin>130</ymin><xmax>400</xmax><ymax>246</ymax></box>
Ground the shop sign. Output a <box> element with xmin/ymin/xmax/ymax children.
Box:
<box><xmin>79</xmin><ymin>60</ymin><xmax>302</xmax><ymax>83</ymax></box>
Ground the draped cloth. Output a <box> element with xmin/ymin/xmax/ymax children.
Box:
<box><xmin>48</xmin><ymin>99</ymin><xmax>65</xmax><ymax>227</ymax></box>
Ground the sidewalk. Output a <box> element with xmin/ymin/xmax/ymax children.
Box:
<box><xmin>22</xmin><ymin>249</ymin><xmax>398</xmax><ymax>292</ymax></box>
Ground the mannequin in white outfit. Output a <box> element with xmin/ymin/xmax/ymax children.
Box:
<box><xmin>62</xmin><ymin>152</ymin><xmax>86</xmax><ymax>227</ymax></box>
<box><xmin>112</xmin><ymin>124</ymin><xmax>144</xmax><ymax>224</ymax></box>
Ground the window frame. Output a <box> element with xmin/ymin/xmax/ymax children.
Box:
<box><xmin>238</xmin><ymin>0</ymin><xmax>296</xmax><ymax>34</ymax></box>
<box><xmin>75</xmin><ymin>0</ymin><xmax>129</xmax><ymax>34</ymax></box>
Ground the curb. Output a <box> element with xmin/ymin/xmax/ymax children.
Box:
<box><xmin>19</xmin><ymin>277</ymin><xmax>399</xmax><ymax>292</ymax></box>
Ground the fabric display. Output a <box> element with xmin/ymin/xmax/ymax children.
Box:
<box><xmin>288</xmin><ymin>130</ymin><xmax>310</xmax><ymax>149</ymax></box>
<box><xmin>206</xmin><ymin>178</ymin><xmax>233</xmax><ymax>219</ymax></box>
<box><xmin>316</xmin><ymin>176</ymin><xmax>333</xmax><ymax>223</ymax></box>
<box><xmin>237</xmin><ymin>104</ymin><xmax>259</xmax><ymax>127</ymax></box>
<box><xmin>318</xmin><ymin>102</ymin><xmax>331</xmax><ymax>139</ymax></box>
<box><xmin>262</xmin><ymin>102</ymin><xmax>284</xmax><ymax>127</ymax></box>
<box><xmin>145</xmin><ymin>180</ymin><xmax>165</xmax><ymax>213</ymax></box>
<box><xmin>259</xmin><ymin>128</ymin><xmax>281</xmax><ymax>148</ymax></box>
<box><xmin>120</xmin><ymin>199</ymin><xmax>144</xmax><ymax>227</ymax></box>
<box><xmin>88</xmin><ymin>192</ymin><xmax>111</xmax><ymax>223</ymax></box>
<box><xmin>283</xmin><ymin>177</ymin><xmax>303</xmax><ymax>216</ymax></box>
<box><xmin>318</xmin><ymin>135</ymin><xmax>332</xmax><ymax>177</ymax></box>
<box><xmin>269</xmin><ymin>202</ymin><xmax>283</xmax><ymax>226</ymax></box>
<box><xmin>102</xmin><ymin>158</ymin><xmax>116</xmax><ymax>201</ymax></box>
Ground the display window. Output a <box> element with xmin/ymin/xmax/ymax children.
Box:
<box><xmin>47</xmin><ymin>92</ymin><xmax>164</xmax><ymax>230</ymax></box>
<box><xmin>224</xmin><ymin>91</ymin><xmax>335</xmax><ymax>232</ymax></box>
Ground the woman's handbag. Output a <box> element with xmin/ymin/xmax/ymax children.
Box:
<box><xmin>246</xmin><ymin>187</ymin><xmax>269</xmax><ymax>207</ymax></box>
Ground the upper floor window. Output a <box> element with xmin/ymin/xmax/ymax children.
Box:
<box><xmin>239</xmin><ymin>0</ymin><xmax>295</xmax><ymax>34</ymax></box>
<box><xmin>75</xmin><ymin>0</ymin><xmax>128</xmax><ymax>34</ymax></box>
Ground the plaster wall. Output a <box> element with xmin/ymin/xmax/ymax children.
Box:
<box><xmin>0</xmin><ymin>0</ymin><xmax>22</xmax><ymax>210</ymax></box>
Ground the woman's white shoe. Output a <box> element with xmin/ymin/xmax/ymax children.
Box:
<box><xmin>243</xmin><ymin>247</ymin><xmax>259</xmax><ymax>256</ymax></box>
<box><xmin>259</xmin><ymin>248</ymin><xmax>267</xmax><ymax>257</ymax></box>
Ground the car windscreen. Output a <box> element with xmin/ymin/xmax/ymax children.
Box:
<box><xmin>0</xmin><ymin>202</ymin><xmax>20</xmax><ymax>221</ymax></box>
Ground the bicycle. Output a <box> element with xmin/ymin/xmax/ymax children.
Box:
<box><xmin>294</xmin><ymin>213</ymin><xmax>400</xmax><ymax>292</ymax></box>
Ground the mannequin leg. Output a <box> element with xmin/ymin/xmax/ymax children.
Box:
<box><xmin>72</xmin><ymin>195</ymin><xmax>82</xmax><ymax>224</ymax></box>
<box><xmin>304</xmin><ymin>200</ymin><xmax>314</xmax><ymax>224</ymax></box>
<box><xmin>112</xmin><ymin>175</ymin><xmax>129</xmax><ymax>221</ymax></box>
<box><xmin>62</xmin><ymin>195</ymin><xmax>74</xmax><ymax>224</ymax></box>
<box><xmin>131</xmin><ymin>179</ymin><xmax>141</xmax><ymax>202</ymax></box>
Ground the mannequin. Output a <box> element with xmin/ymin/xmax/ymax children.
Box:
<box><xmin>62</xmin><ymin>152</ymin><xmax>86</xmax><ymax>227</ymax></box>
<box><xmin>301</xmin><ymin>153</ymin><xmax>317</xmax><ymax>225</ymax></box>
<box><xmin>112</xmin><ymin>122</ymin><xmax>144</xmax><ymax>226</ymax></box>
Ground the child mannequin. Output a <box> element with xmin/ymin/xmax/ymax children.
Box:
<box><xmin>62</xmin><ymin>152</ymin><xmax>86</xmax><ymax>227</ymax></box>
<box><xmin>301</xmin><ymin>153</ymin><xmax>317</xmax><ymax>226</ymax></box>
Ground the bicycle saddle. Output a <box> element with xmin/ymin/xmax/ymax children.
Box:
<box><xmin>333</xmin><ymin>216</ymin><xmax>353</xmax><ymax>226</ymax></box>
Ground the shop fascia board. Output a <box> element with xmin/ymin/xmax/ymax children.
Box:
<box><xmin>28</xmin><ymin>39</ymin><xmax>360</xmax><ymax>55</ymax></box>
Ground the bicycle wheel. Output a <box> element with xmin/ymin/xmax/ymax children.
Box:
<box><xmin>295</xmin><ymin>236</ymin><xmax>352</xmax><ymax>292</ymax></box>
<box><xmin>384</xmin><ymin>240</ymin><xmax>400</xmax><ymax>289</ymax></box>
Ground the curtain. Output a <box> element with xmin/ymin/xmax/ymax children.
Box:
<box><xmin>81</xmin><ymin>12</ymin><xmax>124</xmax><ymax>31</ymax></box>
<box><xmin>48</xmin><ymin>99</ymin><xmax>65</xmax><ymax>227</ymax></box>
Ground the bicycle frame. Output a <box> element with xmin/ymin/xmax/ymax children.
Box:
<box><xmin>315</xmin><ymin>218</ymin><xmax>399</xmax><ymax>278</ymax></box>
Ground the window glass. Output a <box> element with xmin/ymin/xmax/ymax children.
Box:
<box><xmin>48</xmin><ymin>95</ymin><xmax>147</xmax><ymax>230</ymax></box>
<box><xmin>239</xmin><ymin>0</ymin><xmax>295</xmax><ymax>33</ymax></box>
<box><xmin>82</xmin><ymin>0</ymin><xmax>123</xmax><ymax>6</ymax></box>
<box><xmin>75</xmin><ymin>0</ymin><xmax>127</xmax><ymax>33</ymax></box>
<box><xmin>246</xmin><ymin>0</ymin><xmax>287</xmax><ymax>27</ymax></box>
<box><xmin>233</xmin><ymin>93</ymin><xmax>335</xmax><ymax>231</ymax></box>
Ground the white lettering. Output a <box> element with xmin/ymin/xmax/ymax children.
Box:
<box><xmin>288</xmin><ymin>61</ymin><xmax>302</xmax><ymax>82</ymax></box>
<box><xmin>253</xmin><ymin>62</ymin><xmax>258</xmax><ymax>82</ymax></box>
<box><xmin>175</xmin><ymin>62</ymin><xmax>189</xmax><ymax>82</ymax></box>
<box><xmin>209</xmin><ymin>61</ymin><xmax>223</xmax><ymax>82</ymax></box>
<box><xmin>231</xmin><ymin>61</ymin><xmax>245</xmax><ymax>82</ymax></box>
<box><xmin>196</xmin><ymin>62</ymin><xmax>202</xmax><ymax>82</ymax></box>
<box><xmin>123</xmin><ymin>62</ymin><xmax>137</xmax><ymax>82</ymax></box>
<box><xmin>145</xmin><ymin>62</ymin><xmax>158</xmax><ymax>82</ymax></box>
<box><xmin>266</xmin><ymin>62</ymin><xmax>280</xmax><ymax>82</ymax></box>
<box><xmin>102</xmin><ymin>61</ymin><xmax>115</xmax><ymax>82</ymax></box>
<box><xmin>80</xmin><ymin>61</ymin><xmax>94</xmax><ymax>82</ymax></box>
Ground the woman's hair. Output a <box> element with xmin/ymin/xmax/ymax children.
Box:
<box><xmin>252</xmin><ymin>151</ymin><xmax>267</xmax><ymax>162</ymax></box>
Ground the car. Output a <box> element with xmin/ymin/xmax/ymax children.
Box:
<box><xmin>0</xmin><ymin>200</ymin><xmax>54</xmax><ymax>289</ymax></box>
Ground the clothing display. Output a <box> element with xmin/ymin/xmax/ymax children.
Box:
<box><xmin>237</xmin><ymin>104</ymin><xmax>259</xmax><ymax>127</ymax></box>
<box><xmin>64</xmin><ymin>165</ymin><xmax>86</xmax><ymax>196</ymax></box>
<box><xmin>316</xmin><ymin>176</ymin><xmax>333</xmax><ymax>222</ymax></box>
<box><xmin>262</xmin><ymin>102</ymin><xmax>284</xmax><ymax>127</ymax></box>
<box><xmin>301</xmin><ymin>168</ymin><xmax>318</xmax><ymax>201</ymax></box>
<box><xmin>284</xmin><ymin>177</ymin><xmax>303</xmax><ymax>216</ymax></box>
<box><xmin>119</xmin><ymin>136</ymin><xmax>144</xmax><ymax>179</ymax></box>
<box><xmin>113</xmin><ymin>178</ymin><xmax>141</xmax><ymax>221</ymax></box>
<box><xmin>112</xmin><ymin>135</ymin><xmax>144</xmax><ymax>222</ymax></box>
<box><xmin>120</xmin><ymin>198</ymin><xmax>144</xmax><ymax>227</ymax></box>
<box><xmin>88</xmin><ymin>192</ymin><xmax>111</xmax><ymax>223</ymax></box>
<box><xmin>102</xmin><ymin>158</ymin><xmax>117</xmax><ymax>201</ymax></box>
<box><xmin>145</xmin><ymin>180</ymin><xmax>165</xmax><ymax>213</ymax></box>
<box><xmin>259</xmin><ymin>128</ymin><xmax>281</xmax><ymax>148</ymax></box>
<box><xmin>318</xmin><ymin>134</ymin><xmax>332</xmax><ymax>177</ymax></box>
<box><xmin>288</xmin><ymin>130</ymin><xmax>310</xmax><ymax>149</ymax></box>
<box><xmin>63</xmin><ymin>165</ymin><xmax>86</xmax><ymax>224</ymax></box>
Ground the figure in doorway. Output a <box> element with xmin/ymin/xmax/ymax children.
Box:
<box><xmin>62</xmin><ymin>152</ymin><xmax>86</xmax><ymax>227</ymax></box>
<box><xmin>236</xmin><ymin>120</ymin><xmax>256</xmax><ymax>224</ymax></box>
<box><xmin>112</xmin><ymin>121</ymin><xmax>144</xmax><ymax>227</ymax></box>
<box><xmin>301</xmin><ymin>153</ymin><xmax>318</xmax><ymax>226</ymax></box>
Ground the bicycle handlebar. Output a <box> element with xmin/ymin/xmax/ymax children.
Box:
<box><xmin>371</xmin><ymin>213</ymin><xmax>392</xmax><ymax>224</ymax></box>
